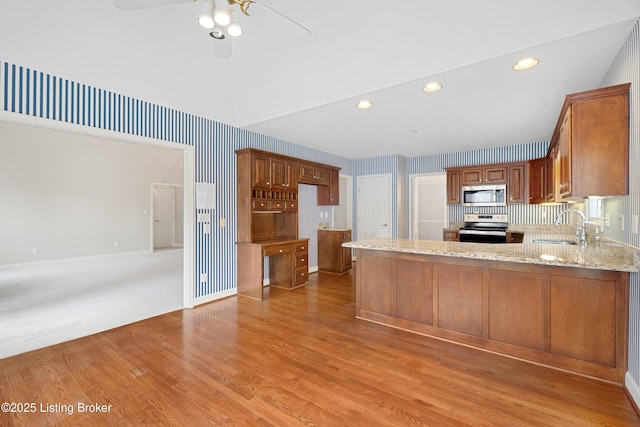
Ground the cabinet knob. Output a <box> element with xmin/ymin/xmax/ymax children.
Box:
<box><xmin>301</xmin><ymin>258</ymin><xmax>305</xmax><ymax>262</ymax></box>
<box><xmin>279</xmin><ymin>249</ymin><xmax>283</xmax><ymax>253</ymax></box>
<box><xmin>301</xmin><ymin>246</ymin><xmax>305</xmax><ymax>250</ymax></box>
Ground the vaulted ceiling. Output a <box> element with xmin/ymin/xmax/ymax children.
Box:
<box><xmin>1</xmin><ymin>0</ymin><xmax>640</xmax><ymax>158</ymax></box>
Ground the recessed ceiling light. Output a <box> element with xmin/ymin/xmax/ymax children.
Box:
<box><xmin>422</xmin><ymin>82</ymin><xmax>442</xmax><ymax>92</ymax></box>
<box><xmin>513</xmin><ymin>57</ymin><xmax>539</xmax><ymax>70</ymax></box>
<box><xmin>357</xmin><ymin>100</ymin><xmax>373</xmax><ymax>109</ymax></box>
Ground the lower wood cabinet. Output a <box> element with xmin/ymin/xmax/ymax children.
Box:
<box><xmin>237</xmin><ymin>239</ymin><xmax>309</xmax><ymax>300</ymax></box>
<box><xmin>355</xmin><ymin>249</ymin><xmax>629</xmax><ymax>383</ymax></box>
<box><xmin>318</xmin><ymin>229</ymin><xmax>352</xmax><ymax>274</ymax></box>
<box><xmin>443</xmin><ymin>229</ymin><xmax>459</xmax><ymax>241</ymax></box>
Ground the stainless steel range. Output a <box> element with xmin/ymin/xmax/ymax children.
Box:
<box><xmin>458</xmin><ymin>213</ymin><xmax>508</xmax><ymax>244</ymax></box>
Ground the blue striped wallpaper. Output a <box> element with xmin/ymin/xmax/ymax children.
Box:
<box><xmin>0</xmin><ymin>61</ymin><xmax>351</xmax><ymax>303</ymax></box>
<box><xmin>601</xmin><ymin>18</ymin><xmax>640</xmax><ymax>399</ymax></box>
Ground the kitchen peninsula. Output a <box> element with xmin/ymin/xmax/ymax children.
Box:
<box><xmin>344</xmin><ymin>237</ymin><xmax>640</xmax><ymax>383</ymax></box>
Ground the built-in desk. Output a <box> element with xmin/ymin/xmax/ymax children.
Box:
<box><xmin>236</xmin><ymin>238</ymin><xmax>309</xmax><ymax>300</ymax></box>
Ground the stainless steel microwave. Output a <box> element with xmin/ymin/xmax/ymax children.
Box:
<box><xmin>461</xmin><ymin>184</ymin><xmax>507</xmax><ymax>207</ymax></box>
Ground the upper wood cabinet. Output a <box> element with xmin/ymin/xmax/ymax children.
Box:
<box><xmin>317</xmin><ymin>168</ymin><xmax>340</xmax><ymax>205</ymax></box>
<box><xmin>446</xmin><ymin>169</ymin><xmax>461</xmax><ymax>204</ymax></box>
<box><xmin>299</xmin><ymin>161</ymin><xmax>330</xmax><ymax>185</ymax></box>
<box><xmin>237</xmin><ymin>149</ymin><xmax>341</xmax><ymax>241</ymax></box>
<box><xmin>461</xmin><ymin>165</ymin><xmax>508</xmax><ymax>185</ymax></box>
<box><xmin>548</xmin><ymin>83</ymin><xmax>630</xmax><ymax>200</ymax></box>
<box><xmin>270</xmin><ymin>157</ymin><xmax>298</xmax><ymax>190</ymax></box>
<box><xmin>251</xmin><ymin>153</ymin><xmax>298</xmax><ymax>190</ymax></box>
<box><xmin>528</xmin><ymin>157</ymin><xmax>547</xmax><ymax>204</ymax></box>
<box><xmin>446</xmin><ymin>162</ymin><xmax>525</xmax><ymax>204</ymax></box>
<box><xmin>251</xmin><ymin>151</ymin><xmax>272</xmax><ymax>189</ymax></box>
<box><xmin>507</xmin><ymin>163</ymin><xmax>527</xmax><ymax>204</ymax></box>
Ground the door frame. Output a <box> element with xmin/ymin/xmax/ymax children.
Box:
<box><xmin>0</xmin><ymin>110</ymin><xmax>196</xmax><ymax>309</ymax></box>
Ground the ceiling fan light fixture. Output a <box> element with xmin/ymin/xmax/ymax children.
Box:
<box><xmin>198</xmin><ymin>2</ymin><xmax>215</xmax><ymax>29</ymax></box>
<box><xmin>213</xmin><ymin>0</ymin><xmax>231</xmax><ymax>26</ymax></box>
<box><xmin>227</xmin><ymin>10</ymin><xmax>243</xmax><ymax>37</ymax></box>
<box><xmin>209</xmin><ymin>27</ymin><xmax>225</xmax><ymax>40</ymax></box>
<box><xmin>513</xmin><ymin>57</ymin><xmax>539</xmax><ymax>70</ymax></box>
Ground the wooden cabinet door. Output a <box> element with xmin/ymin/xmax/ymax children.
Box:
<box><xmin>318</xmin><ymin>168</ymin><xmax>339</xmax><ymax>205</ymax></box>
<box><xmin>252</xmin><ymin>152</ymin><xmax>271</xmax><ymax>189</ymax></box>
<box><xmin>484</xmin><ymin>166</ymin><xmax>508</xmax><ymax>184</ymax></box>
<box><xmin>299</xmin><ymin>162</ymin><xmax>317</xmax><ymax>183</ymax></box>
<box><xmin>270</xmin><ymin>156</ymin><xmax>286</xmax><ymax>189</ymax></box>
<box><xmin>571</xmin><ymin>89</ymin><xmax>629</xmax><ymax>197</ymax></box>
<box><xmin>558</xmin><ymin>109</ymin><xmax>572</xmax><ymax>199</ymax></box>
<box><xmin>315</xmin><ymin>166</ymin><xmax>330</xmax><ymax>185</ymax></box>
<box><xmin>284</xmin><ymin>160</ymin><xmax>298</xmax><ymax>190</ymax></box>
<box><xmin>528</xmin><ymin>158</ymin><xmax>546</xmax><ymax>204</ymax></box>
<box><xmin>460</xmin><ymin>168</ymin><xmax>483</xmax><ymax>185</ymax></box>
<box><xmin>446</xmin><ymin>169</ymin><xmax>461</xmax><ymax>204</ymax></box>
<box><xmin>508</xmin><ymin>163</ymin><xmax>527</xmax><ymax>204</ymax></box>
<box><xmin>545</xmin><ymin>154</ymin><xmax>555</xmax><ymax>202</ymax></box>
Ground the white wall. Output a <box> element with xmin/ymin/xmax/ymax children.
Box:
<box><xmin>0</xmin><ymin>121</ymin><xmax>183</xmax><ymax>265</ymax></box>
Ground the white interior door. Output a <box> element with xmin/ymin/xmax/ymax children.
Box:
<box><xmin>357</xmin><ymin>174</ymin><xmax>392</xmax><ymax>239</ymax></box>
<box><xmin>153</xmin><ymin>185</ymin><xmax>176</xmax><ymax>249</ymax></box>
<box><xmin>411</xmin><ymin>174</ymin><xmax>447</xmax><ymax>240</ymax></box>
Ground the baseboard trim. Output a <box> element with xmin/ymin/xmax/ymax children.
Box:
<box><xmin>626</xmin><ymin>372</ymin><xmax>640</xmax><ymax>413</ymax></box>
<box><xmin>194</xmin><ymin>288</ymin><xmax>237</xmax><ymax>306</ymax></box>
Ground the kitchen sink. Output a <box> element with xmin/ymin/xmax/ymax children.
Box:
<box><xmin>532</xmin><ymin>238</ymin><xmax>577</xmax><ymax>245</ymax></box>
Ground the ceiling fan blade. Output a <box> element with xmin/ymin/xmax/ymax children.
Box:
<box><xmin>212</xmin><ymin>29</ymin><xmax>232</xmax><ymax>59</ymax></box>
<box><xmin>252</xmin><ymin>0</ymin><xmax>312</xmax><ymax>43</ymax></box>
<box><xmin>113</xmin><ymin>0</ymin><xmax>193</xmax><ymax>11</ymax></box>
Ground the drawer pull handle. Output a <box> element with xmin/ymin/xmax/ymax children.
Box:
<box><xmin>301</xmin><ymin>259</ymin><xmax>305</xmax><ymax>262</ymax></box>
<box><xmin>301</xmin><ymin>246</ymin><xmax>305</xmax><ymax>250</ymax></box>
<box><xmin>279</xmin><ymin>249</ymin><xmax>283</xmax><ymax>253</ymax></box>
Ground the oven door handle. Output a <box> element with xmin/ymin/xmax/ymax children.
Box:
<box><xmin>459</xmin><ymin>229</ymin><xmax>506</xmax><ymax>236</ymax></box>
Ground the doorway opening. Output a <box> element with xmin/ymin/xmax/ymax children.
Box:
<box><xmin>409</xmin><ymin>173</ymin><xmax>447</xmax><ymax>240</ymax></box>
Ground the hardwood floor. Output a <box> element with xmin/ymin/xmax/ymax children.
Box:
<box><xmin>1</xmin><ymin>270</ymin><xmax>639</xmax><ymax>426</ymax></box>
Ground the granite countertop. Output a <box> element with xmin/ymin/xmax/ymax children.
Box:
<box><xmin>343</xmin><ymin>237</ymin><xmax>640</xmax><ymax>273</ymax></box>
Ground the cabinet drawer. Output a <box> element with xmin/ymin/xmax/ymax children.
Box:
<box><xmin>443</xmin><ymin>230</ymin><xmax>459</xmax><ymax>241</ymax></box>
<box><xmin>252</xmin><ymin>200</ymin><xmax>270</xmax><ymax>210</ymax></box>
<box><xmin>284</xmin><ymin>201</ymin><xmax>297</xmax><ymax>211</ymax></box>
<box><xmin>294</xmin><ymin>267</ymin><xmax>308</xmax><ymax>284</ymax></box>
<box><xmin>270</xmin><ymin>200</ymin><xmax>285</xmax><ymax>210</ymax></box>
<box><xmin>295</xmin><ymin>253</ymin><xmax>308</xmax><ymax>267</ymax></box>
<box><xmin>263</xmin><ymin>244</ymin><xmax>293</xmax><ymax>257</ymax></box>
<box><xmin>295</xmin><ymin>242</ymin><xmax>307</xmax><ymax>252</ymax></box>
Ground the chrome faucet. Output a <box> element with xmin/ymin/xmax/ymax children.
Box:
<box><xmin>554</xmin><ymin>209</ymin><xmax>587</xmax><ymax>246</ymax></box>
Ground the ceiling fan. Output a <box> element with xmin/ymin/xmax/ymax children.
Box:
<box><xmin>113</xmin><ymin>0</ymin><xmax>312</xmax><ymax>59</ymax></box>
